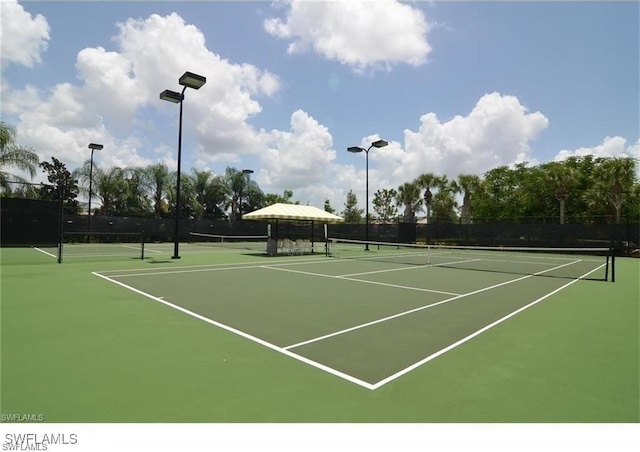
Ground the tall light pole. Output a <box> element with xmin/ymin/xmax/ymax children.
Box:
<box><xmin>239</xmin><ymin>169</ymin><xmax>254</xmax><ymax>221</ymax></box>
<box><xmin>347</xmin><ymin>139</ymin><xmax>388</xmax><ymax>250</ymax></box>
<box><xmin>160</xmin><ymin>71</ymin><xmax>207</xmax><ymax>259</ymax></box>
<box><xmin>87</xmin><ymin>143</ymin><xmax>103</xmax><ymax>235</ymax></box>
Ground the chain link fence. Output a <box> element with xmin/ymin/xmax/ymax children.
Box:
<box><xmin>2</xmin><ymin>194</ymin><xmax>638</xmax><ymax>263</ymax></box>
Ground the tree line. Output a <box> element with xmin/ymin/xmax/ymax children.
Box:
<box><xmin>345</xmin><ymin>157</ymin><xmax>639</xmax><ymax>225</ymax></box>
<box><xmin>1</xmin><ymin>121</ymin><xmax>638</xmax><ymax>224</ymax></box>
<box><xmin>1</xmin><ymin>121</ymin><xmax>299</xmax><ymax>221</ymax></box>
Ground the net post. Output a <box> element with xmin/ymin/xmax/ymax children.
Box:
<box><xmin>57</xmin><ymin>184</ymin><xmax>64</xmax><ymax>264</ymax></box>
<box><xmin>611</xmin><ymin>248</ymin><xmax>615</xmax><ymax>283</ymax></box>
<box><xmin>324</xmin><ymin>224</ymin><xmax>329</xmax><ymax>257</ymax></box>
<box><xmin>141</xmin><ymin>231</ymin><xmax>145</xmax><ymax>260</ymax></box>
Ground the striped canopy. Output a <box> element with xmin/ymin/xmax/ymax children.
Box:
<box><xmin>242</xmin><ymin>203</ymin><xmax>344</xmax><ymax>223</ymax></box>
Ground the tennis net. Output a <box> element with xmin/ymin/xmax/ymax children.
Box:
<box><xmin>326</xmin><ymin>238</ymin><xmax>614</xmax><ymax>281</ymax></box>
<box><xmin>188</xmin><ymin>232</ymin><xmax>268</xmax><ymax>253</ymax></box>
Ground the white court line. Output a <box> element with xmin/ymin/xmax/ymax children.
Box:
<box><xmin>338</xmin><ymin>258</ymin><xmax>482</xmax><ymax>278</ymax></box>
<box><xmin>63</xmin><ymin>253</ymin><xmax>141</xmax><ymax>258</ymax></box>
<box><xmin>94</xmin><ymin>257</ymin><xmax>599</xmax><ymax>390</ymax></box>
<box><xmin>98</xmin><ymin>256</ymin><xmax>334</xmax><ymax>276</ymax></box>
<box><xmin>371</xmin><ymin>262</ymin><xmax>607</xmax><ymax>390</ymax></box>
<box><xmin>284</xmin><ymin>259</ymin><xmax>583</xmax><ymax>351</ymax></box>
<box><xmin>92</xmin><ymin>271</ymin><xmax>375</xmax><ymax>390</ymax></box>
<box><xmin>337</xmin><ymin>275</ymin><xmax>461</xmax><ymax>296</ymax></box>
<box><xmin>262</xmin><ymin>266</ymin><xmax>461</xmax><ymax>297</ymax></box>
<box><xmin>121</xmin><ymin>245</ymin><xmax>148</xmax><ymax>252</ymax></box>
<box><xmin>112</xmin><ymin>264</ymin><xmax>282</xmax><ymax>278</ymax></box>
<box><xmin>336</xmin><ymin>249</ymin><xmax>592</xmax><ymax>269</ymax></box>
<box><xmin>285</xmin><ymin>273</ymin><xmax>531</xmax><ymax>350</ymax></box>
<box><xmin>33</xmin><ymin>247</ymin><xmax>56</xmax><ymax>258</ymax></box>
<box><xmin>104</xmin><ymin>257</ymin><xmax>335</xmax><ymax>278</ymax></box>
<box><xmin>139</xmin><ymin>246</ymin><xmax>164</xmax><ymax>254</ymax></box>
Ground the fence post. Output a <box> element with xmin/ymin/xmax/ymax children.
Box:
<box><xmin>57</xmin><ymin>184</ymin><xmax>64</xmax><ymax>264</ymax></box>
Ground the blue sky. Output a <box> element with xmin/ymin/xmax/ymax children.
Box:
<box><xmin>1</xmin><ymin>0</ymin><xmax>638</xmax><ymax>211</ymax></box>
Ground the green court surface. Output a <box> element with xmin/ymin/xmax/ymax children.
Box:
<box><xmin>1</xmin><ymin>243</ymin><xmax>638</xmax><ymax>422</ymax></box>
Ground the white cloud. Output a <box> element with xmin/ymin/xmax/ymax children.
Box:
<box><xmin>105</xmin><ymin>12</ymin><xmax>282</xmax><ymax>146</ymax></box>
<box><xmin>0</xmin><ymin>0</ymin><xmax>50</xmax><ymax>69</ymax></box>
<box><xmin>3</xmin><ymin>83</ymin><xmax>109</xmax><ymax>166</ymax></box>
<box><xmin>3</xmin><ymin>4</ymin><xmax>633</xmax><ymax>214</ymax></box>
<box><xmin>264</xmin><ymin>0</ymin><xmax>431</xmax><ymax>72</ymax></box>
<box><xmin>553</xmin><ymin>136</ymin><xmax>640</xmax><ymax>178</ymax></box>
<box><xmin>260</xmin><ymin>110</ymin><xmax>336</xmax><ymax>187</ymax></box>
<box><xmin>554</xmin><ymin>136</ymin><xmax>640</xmax><ymax>161</ymax></box>
<box><xmin>3</xmin><ymin>12</ymin><xmax>281</xmax><ymax>172</ymax></box>
<box><xmin>254</xmin><ymin>95</ymin><xmax>552</xmax><ymax>210</ymax></box>
<box><xmin>74</xmin><ymin>46</ymin><xmax>145</xmax><ymax>123</ymax></box>
<box><xmin>235</xmin><ymin>109</ymin><xmax>366</xmax><ymax>210</ymax></box>
<box><xmin>372</xmin><ymin>92</ymin><xmax>549</xmax><ymax>186</ymax></box>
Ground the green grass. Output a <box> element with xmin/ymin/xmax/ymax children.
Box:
<box><xmin>1</xmin><ymin>248</ymin><xmax>638</xmax><ymax>422</ymax></box>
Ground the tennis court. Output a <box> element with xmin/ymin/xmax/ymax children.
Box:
<box><xmin>2</xmin><ymin>234</ymin><xmax>638</xmax><ymax>423</ymax></box>
<box><xmin>93</xmin><ymin>238</ymin><xmax>614</xmax><ymax>389</ymax></box>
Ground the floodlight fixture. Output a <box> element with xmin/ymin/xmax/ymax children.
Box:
<box><xmin>179</xmin><ymin>71</ymin><xmax>207</xmax><ymax>90</ymax></box>
<box><xmin>87</xmin><ymin>143</ymin><xmax>103</xmax><ymax>234</ymax></box>
<box><xmin>159</xmin><ymin>89</ymin><xmax>183</xmax><ymax>103</ymax></box>
<box><xmin>160</xmin><ymin>70</ymin><xmax>207</xmax><ymax>259</ymax></box>
<box><xmin>346</xmin><ymin>138</ymin><xmax>389</xmax><ymax>250</ymax></box>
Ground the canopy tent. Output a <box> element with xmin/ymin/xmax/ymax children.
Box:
<box><xmin>242</xmin><ymin>203</ymin><xmax>343</xmax><ymax>255</ymax></box>
<box><xmin>242</xmin><ymin>203</ymin><xmax>344</xmax><ymax>223</ymax></box>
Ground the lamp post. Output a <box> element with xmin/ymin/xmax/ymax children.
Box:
<box><xmin>160</xmin><ymin>71</ymin><xmax>207</xmax><ymax>259</ymax></box>
<box><xmin>238</xmin><ymin>169</ymin><xmax>254</xmax><ymax>221</ymax></box>
<box><xmin>347</xmin><ymin>139</ymin><xmax>388</xmax><ymax>250</ymax></box>
<box><xmin>87</xmin><ymin>143</ymin><xmax>103</xmax><ymax>235</ymax></box>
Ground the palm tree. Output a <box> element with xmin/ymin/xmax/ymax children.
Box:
<box><xmin>0</xmin><ymin>121</ymin><xmax>40</xmax><ymax>192</ymax></box>
<box><xmin>74</xmin><ymin>163</ymin><xmax>127</xmax><ymax>216</ymax></box>
<box><xmin>456</xmin><ymin>174</ymin><xmax>481</xmax><ymax>224</ymax></box>
<box><xmin>592</xmin><ymin>157</ymin><xmax>637</xmax><ymax>224</ymax></box>
<box><xmin>221</xmin><ymin>167</ymin><xmax>260</xmax><ymax>222</ymax></box>
<box><xmin>118</xmin><ymin>167</ymin><xmax>152</xmax><ymax>216</ymax></box>
<box><xmin>415</xmin><ymin>172</ymin><xmax>438</xmax><ymax>224</ymax></box>
<box><xmin>190</xmin><ymin>168</ymin><xmax>215</xmax><ymax>220</ymax></box>
<box><xmin>242</xmin><ymin>179</ymin><xmax>264</xmax><ymax>215</ymax></box>
<box><xmin>139</xmin><ymin>163</ymin><xmax>172</xmax><ymax>218</ymax></box>
<box><xmin>187</xmin><ymin>169</ymin><xmax>229</xmax><ymax>220</ymax></box>
<box><xmin>431</xmin><ymin>175</ymin><xmax>458</xmax><ymax>223</ymax></box>
<box><xmin>396</xmin><ymin>181</ymin><xmax>421</xmax><ymax>222</ymax></box>
<box><xmin>543</xmin><ymin>161</ymin><xmax>577</xmax><ymax>224</ymax></box>
<box><xmin>166</xmin><ymin>171</ymin><xmax>197</xmax><ymax>219</ymax></box>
